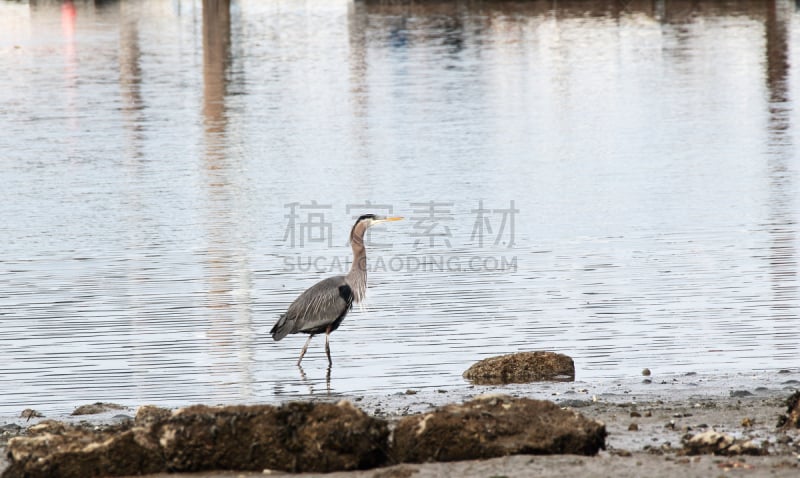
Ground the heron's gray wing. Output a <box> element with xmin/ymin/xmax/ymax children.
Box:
<box><xmin>270</xmin><ymin>275</ymin><xmax>353</xmax><ymax>341</ymax></box>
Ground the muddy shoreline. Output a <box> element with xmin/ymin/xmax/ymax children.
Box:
<box><xmin>2</xmin><ymin>370</ymin><xmax>799</xmax><ymax>477</ymax></box>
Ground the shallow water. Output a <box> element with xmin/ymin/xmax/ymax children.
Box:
<box><xmin>0</xmin><ymin>0</ymin><xmax>799</xmax><ymax>415</ymax></box>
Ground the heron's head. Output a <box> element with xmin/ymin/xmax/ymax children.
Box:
<box><xmin>350</xmin><ymin>214</ymin><xmax>403</xmax><ymax>239</ymax></box>
<box><xmin>354</xmin><ymin>214</ymin><xmax>404</xmax><ymax>229</ymax></box>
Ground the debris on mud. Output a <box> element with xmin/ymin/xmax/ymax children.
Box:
<box><xmin>392</xmin><ymin>394</ymin><xmax>605</xmax><ymax>463</ymax></box>
<box><xmin>680</xmin><ymin>430</ymin><xmax>765</xmax><ymax>456</ymax></box>
<box><xmin>462</xmin><ymin>351</ymin><xmax>575</xmax><ymax>384</ymax></box>
<box><xmin>18</xmin><ymin>410</ymin><xmax>42</xmax><ymax>422</ymax></box>
<box><xmin>777</xmin><ymin>391</ymin><xmax>800</xmax><ymax>429</ymax></box>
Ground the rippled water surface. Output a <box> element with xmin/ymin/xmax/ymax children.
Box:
<box><xmin>1</xmin><ymin>0</ymin><xmax>799</xmax><ymax>414</ymax></box>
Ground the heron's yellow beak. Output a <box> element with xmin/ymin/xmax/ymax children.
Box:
<box><xmin>385</xmin><ymin>216</ymin><xmax>403</xmax><ymax>222</ymax></box>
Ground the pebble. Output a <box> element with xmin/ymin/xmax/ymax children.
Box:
<box><xmin>642</xmin><ymin>368</ymin><xmax>651</xmax><ymax>376</ymax></box>
<box><xmin>730</xmin><ymin>390</ymin><xmax>753</xmax><ymax>398</ymax></box>
<box><xmin>111</xmin><ymin>414</ymin><xmax>133</xmax><ymax>423</ymax></box>
<box><xmin>628</xmin><ymin>423</ymin><xmax>639</xmax><ymax>431</ymax></box>
<box><xmin>558</xmin><ymin>399</ymin><xmax>592</xmax><ymax>408</ymax></box>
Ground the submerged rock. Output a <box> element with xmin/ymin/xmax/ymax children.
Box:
<box><xmin>777</xmin><ymin>391</ymin><xmax>800</xmax><ymax>429</ymax></box>
<box><xmin>463</xmin><ymin>351</ymin><xmax>575</xmax><ymax>384</ymax></box>
<box><xmin>70</xmin><ymin>402</ymin><xmax>126</xmax><ymax>416</ymax></box>
<box><xmin>391</xmin><ymin>394</ymin><xmax>606</xmax><ymax>463</ymax></box>
<box><xmin>680</xmin><ymin>430</ymin><xmax>765</xmax><ymax>456</ymax></box>
<box><xmin>3</xmin><ymin>401</ymin><xmax>389</xmax><ymax>478</ymax></box>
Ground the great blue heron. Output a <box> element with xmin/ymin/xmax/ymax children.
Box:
<box><xmin>270</xmin><ymin>214</ymin><xmax>403</xmax><ymax>365</ymax></box>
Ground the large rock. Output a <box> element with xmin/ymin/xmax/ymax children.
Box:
<box><xmin>158</xmin><ymin>402</ymin><xmax>388</xmax><ymax>472</ymax></box>
<box><xmin>3</xmin><ymin>401</ymin><xmax>389</xmax><ymax>478</ymax></box>
<box><xmin>777</xmin><ymin>391</ymin><xmax>800</xmax><ymax>429</ymax></box>
<box><xmin>391</xmin><ymin>394</ymin><xmax>605</xmax><ymax>463</ymax></box>
<box><xmin>463</xmin><ymin>351</ymin><xmax>575</xmax><ymax>384</ymax></box>
<box><xmin>3</xmin><ymin>422</ymin><xmax>162</xmax><ymax>478</ymax></box>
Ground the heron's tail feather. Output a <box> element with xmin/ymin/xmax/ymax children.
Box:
<box><xmin>270</xmin><ymin>314</ymin><xmax>291</xmax><ymax>341</ymax></box>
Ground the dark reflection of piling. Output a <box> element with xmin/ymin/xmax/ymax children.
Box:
<box><xmin>203</xmin><ymin>0</ymin><xmax>231</xmax><ymax>137</ymax></box>
<box><xmin>201</xmin><ymin>0</ymin><xmax>256</xmax><ymax>395</ymax></box>
<box><xmin>118</xmin><ymin>4</ymin><xmax>144</xmax><ymax>161</ymax></box>
<box><xmin>346</xmin><ymin>0</ymin><xmax>370</xmax><ymax>163</ymax></box>
<box><xmin>357</xmin><ymin>0</ymin><xmax>783</xmax><ymax>22</ymax></box>
<box><xmin>763</xmin><ymin>1</ymin><xmax>798</xmax><ymax>327</ymax></box>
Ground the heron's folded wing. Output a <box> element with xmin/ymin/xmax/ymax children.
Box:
<box><xmin>283</xmin><ymin>276</ymin><xmax>353</xmax><ymax>334</ymax></box>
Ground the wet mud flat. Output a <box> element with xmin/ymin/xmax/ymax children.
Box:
<box><xmin>2</xmin><ymin>371</ymin><xmax>799</xmax><ymax>478</ymax></box>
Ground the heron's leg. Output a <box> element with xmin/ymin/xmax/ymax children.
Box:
<box><xmin>325</xmin><ymin>326</ymin><xmax>333</xmax><ymax>366</ymax></box>
<box><xmin>297</xmin><ymin>334</ymin><xmax>314</xmax><ymax>366</ymax></box>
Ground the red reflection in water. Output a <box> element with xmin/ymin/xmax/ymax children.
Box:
<box><xmin>61</xmin><ymin>1</ymin><xmax>76</xmax><ymax>39</ymax></box>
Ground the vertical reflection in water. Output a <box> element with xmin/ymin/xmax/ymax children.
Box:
<box><xmin>60</xmin><ymin>1</ymin><xmax>79</xmax><ymax>139</ymax></box>
<box><xmin>117</xmin><ymin>3</ymin><xmax>151</xmax><ymax>386</ymax></box>
<box><xmin>346</xmin><ymin>0</ymin><xmax>370</xmax><ymax>163</ymax></box>
<box><xmin>763</xmin><ymin>1</ymin><xmax>798</xmax><ymax>341</ymax></box>
<box><xmin>118</xmin><ymin>6</ymin><xmax>144</xmax><ymax>162</ymax></box>
<box><xmin>201</xmin><ymin>0</ymin><xmax>254</xmax><ymax>396</ymax></box>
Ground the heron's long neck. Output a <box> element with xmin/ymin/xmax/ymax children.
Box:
<box><xmin>346</xmin><ymin>222</ymin><xmax>368</xmax><ymax>303</ymax></box>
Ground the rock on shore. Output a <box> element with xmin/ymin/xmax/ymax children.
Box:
<box><xmin>463</xmin><ymin>351</ymin><xmax>575</xmax><ymax>384</ymax></box>
<box><xmin>3</xmin><ymin>395</ymin><xmax>608</xmax><ymax>478</ymax></box>
<box><xmin>392</xmin><ymin>394</ymin><xmax>606</xmax><ymax>462</ymax></box>
<box><xmin>777</xmin><ymin>391</ymin><xmax>800</xmax><ymax>429</ymax></box>
<box><xmin>3</xmin><ymin>401</ymin><xmax>388</xmax><ymax>478</ymax></box>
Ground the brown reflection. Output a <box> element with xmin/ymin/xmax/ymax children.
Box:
<box><xmin>202</xmin><ymin>0</ymin><xmax>233</xmax><ymax>315</ymax></box>
<box><xmin>202</xmin><ymin>0</ymin><xmax>232</xmax><ymax>315</ymax></box>
<box><xmin>763</xmin><ymin>0</ymin><xmax>798</xmax><ymax>324</ymax></box>
<box><xmin>119</xmin><ymin>4</ymin><xmax>144</xmax><ymax>161</ymax></box>
<box><xmin>201</xmin><ymin>0</ymin><xmax>255</xmax><ymax>392</ymax></box>
<box><xmin>203</xmin><ymin>0</ymin><xmax>231</xmax><ymax>136</ymax></box>
<box><xmin>346</xmin><ymin>0</ymin><xmax>371</xmax><ymax>164</ymax></box>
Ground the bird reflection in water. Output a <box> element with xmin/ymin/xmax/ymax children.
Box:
<box><xmin>297</xmin><ymin>364</ymin><xmax>332</xmax><ymax>395</ymax></box>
